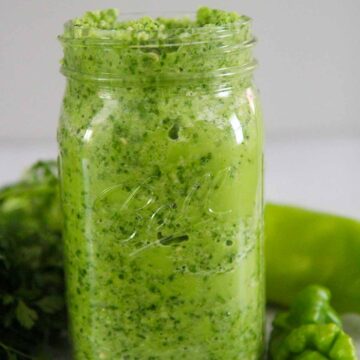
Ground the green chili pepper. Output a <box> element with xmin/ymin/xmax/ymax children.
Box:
<box><xmin>265</xmin><ymin>204</ymin><xmax>360</xmax><ymax>314</ymax></box>
<box><xmin>269</xmin><ymin>285</ymin><xmax>357</xmax><ymax>360</ymax></box>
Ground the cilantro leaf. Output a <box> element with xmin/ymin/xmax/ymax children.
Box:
<box><xmin>15</xmin><ymin>301</ymin><xmax>38</xmax><ymax>329</ymax></box>
<box><xmin>0</xmin><ymin>161</ymin><xmax>66</xmax><ymax>358</ymax></box>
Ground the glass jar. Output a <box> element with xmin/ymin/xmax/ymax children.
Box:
<box><xmin>58</xmin><ymin>10</ymin><xmax>264</xmax><ymax>360</ymax></box>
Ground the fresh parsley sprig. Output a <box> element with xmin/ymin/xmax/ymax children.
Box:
<box><xmin>0</xmin><ymin>161</ymin><xmax>65</xmax><ymax>359</ymax></box>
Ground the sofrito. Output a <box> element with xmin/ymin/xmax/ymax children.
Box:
<box><xmin>58</xmin><ymin>7</ymin><xmax>264</xmax><ymax>360</ymax></box>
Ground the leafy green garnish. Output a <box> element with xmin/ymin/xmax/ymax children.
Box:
<box><xmin>15</xmin><ymin>300</ymin><xmax>39</xmax><ymax>329</ymax></box>
<box><xmin>0</xmin><ymin>161</ymin><xmax>65</xmax><ymax>359</ymax></box>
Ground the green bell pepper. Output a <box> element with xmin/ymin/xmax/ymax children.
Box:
<box><xmin>269</xmin><ymin>285</ymin><xmax>357</xmax><ymax>359</ymax></box>
<box><xmin>265</xmin><ymin>204</ymin><xmax>360</xmax><ymax>314</ymax></box>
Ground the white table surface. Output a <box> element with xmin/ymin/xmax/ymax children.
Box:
<box><xmin>1</xmin><ymin>137</ymin><xmax>359</xmax><ymax>357</ymax></box>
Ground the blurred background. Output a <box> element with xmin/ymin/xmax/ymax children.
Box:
<box><xmin>0</xmin><ymin>0</ymin><xmax>359</xmax><ymax>216</ymax></box>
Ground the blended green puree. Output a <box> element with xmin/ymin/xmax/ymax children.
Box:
<box><xmin>58</xmin><ymin>7</ymin><xmax>264</xmax><ymax>360</ymax></box>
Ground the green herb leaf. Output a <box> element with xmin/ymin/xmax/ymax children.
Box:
<box><xmin>15</xmin><ymin>301</ymin><xmax>38</xmax><ymax>329</ymax></box>
<box><xmin>2</xmin><ymin>294</ymin><xmax>14</xmax><ymax>305</ymax></box>
<box><xmin>0</xmin><ymin>160</ymin><xmax>66</xmax><ymax>358</ymax></box>
<box><xmin>36</xmin><ymin>295</ymin><xmax>64</xmax><ymax>314</ymax></box>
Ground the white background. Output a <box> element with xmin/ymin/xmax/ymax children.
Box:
<box><xmin>0</xmin><ymin>1</ymin><xmax>360</xmax><ymax>354</ymax></box>
<box><xmin>1</xmin><ymin>0</ymin><xmax>359</xmax><ymax>217</ymax></box>
<box><xmin>0</xmin><ymin>0</ymin><xmax>359</xmax><ymax>216</ymax></box>
<box><xmin>1</xmin><ymin>0</ymin><xmax>360</xmax><ymax>141</ymax></box>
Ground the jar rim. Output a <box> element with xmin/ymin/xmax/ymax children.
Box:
<box><xmin>59</xmin><ymin>10</ymin><xmax>253</xmax><ymax>48</ymax></box>
<box><xmin>59</xmin><ymin>9</ymin><xmax>257</xmax><ymax>83</ymax></box>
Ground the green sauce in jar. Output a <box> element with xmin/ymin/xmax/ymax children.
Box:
<box><xmin>58</xmin><ymin>7</ymin><xmax>264</xmax><ymax>359</ymax></box>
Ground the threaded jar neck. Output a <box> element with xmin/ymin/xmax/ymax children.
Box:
<box><xmin>59</xmin><ymin>8</ymin><xmax>257</xmax><ymax>84</ymax></box>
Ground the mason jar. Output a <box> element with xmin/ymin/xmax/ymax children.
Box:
<box><xmin>58</xmin><ymin>9</ymin><xmax>264</xmax><ymax>360</ymax></box>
